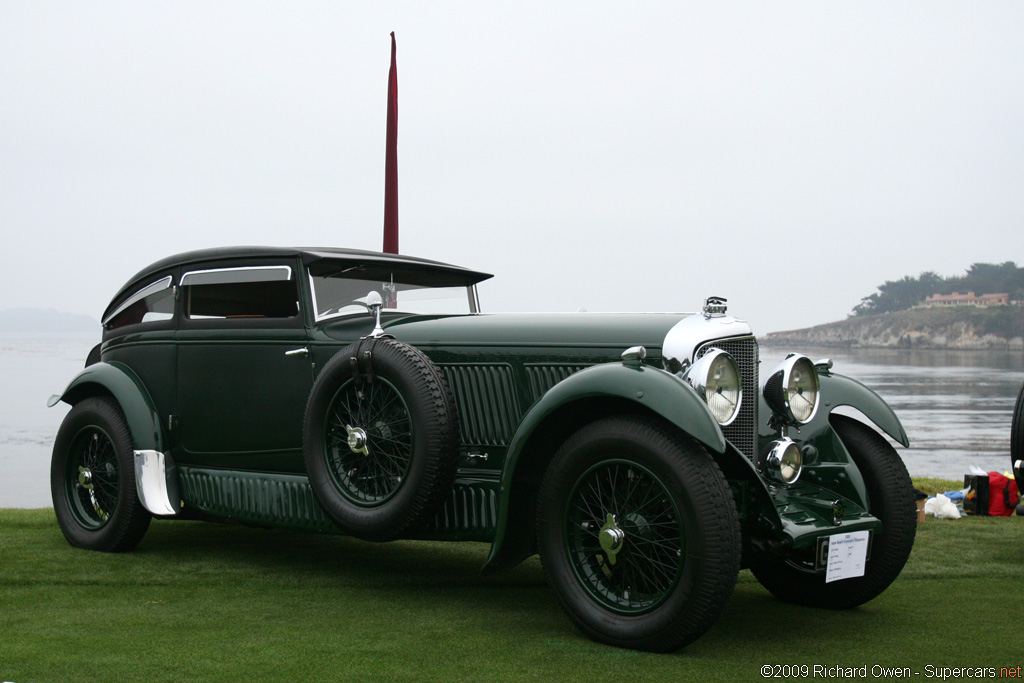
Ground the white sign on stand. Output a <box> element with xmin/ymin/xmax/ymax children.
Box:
<box><xmin>825</xmin><ymin>531</ymin><xmax>870</xmax><ymax>583</ymax></box>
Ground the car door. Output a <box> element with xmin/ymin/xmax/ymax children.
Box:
<box><xmin>174</xmin><ymin>258</ymin><xmax>313</xmax><ymax>471</ymax></box>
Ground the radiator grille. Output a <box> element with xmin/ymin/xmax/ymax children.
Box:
<box><xmin>696</xmin><ymin>336</ymin><xmax>759</xmax><ymax>459</ymax></box>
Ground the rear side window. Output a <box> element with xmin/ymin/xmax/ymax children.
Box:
<box><xmin>181</xmin><ymin>265</ymin><xmax>298</xmax><ymax>319</ymax></box>
<box><xmin>104</xmin><ymin>276</ymin><xmax>175</xmax><ymax>330</ymax></box>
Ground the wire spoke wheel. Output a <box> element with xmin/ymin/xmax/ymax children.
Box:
<box><xmin>324</xmin><ymin>377</ymin><xmax>414</xmax><ymax>505</ymax></box>
<box><xmin>66</xmin><ymin>426</ymin><xmax>120</xmax><ymax>528</ymax></box>
<box><xmin>304</xmin><ymin>337</ymin><xmax>459</xmax><ymax>540</ymax></box>
<box><xmin>566</xmin><ymin>460</ymin><xmax>683</xmax><ymax>614</ymax></box>
<box><xmin>51</xmin><ymin>396</ymin><xmax>151</xmax><ymax>552</ymax></box>
<box><xmin>537</xmin><ymin>416</ymin><xmax>740</xmax><ymax>652</ymax></box>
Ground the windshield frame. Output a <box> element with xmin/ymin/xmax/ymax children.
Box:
<box><xmin>307</xmin><ymin>264</ymin><xmax>481</xmax><ymax>323</ymax></box>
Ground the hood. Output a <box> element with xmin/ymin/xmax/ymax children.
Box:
<box><xmin>325</xmin><ymin>312</ymin><xmax>691</xmax><ymax>355</ymax></box>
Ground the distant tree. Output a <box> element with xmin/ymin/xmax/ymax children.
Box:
<box><xmin>850</xmin><ymin>262</ymin><xmax>1024</xmax><ymax>316</ymax></box>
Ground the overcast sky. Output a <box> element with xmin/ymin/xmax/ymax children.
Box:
<box><xmin>2</xmin><ymin>2</ymin><xmax>1022</xmax><ymax>334</ymax></box>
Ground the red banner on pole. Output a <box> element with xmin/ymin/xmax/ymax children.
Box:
<box><xmin>382</xmin><ymin>32</ymin><xmax>399</xmax><ymax>254</ymax></box>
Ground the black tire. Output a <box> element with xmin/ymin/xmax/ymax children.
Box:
<box><xmin>1011</xmin><ymin>382</ymin><xmax>1024</xmax><ymax>492</ymax></box>
<box><xmin>303</xmin><ymin>337</ymin><xmax>459</xmax><ymax>541</ymax></box>
<box><xmin>50</xmin><ymin>396</ymin><xmax>152</xmax><ymax>552</ymax></box>
<box><xmin>751</xmin><ymin>414</ymin><xmax>916</xmax><ymax>609</ymax></box>
<box><xmin>536</xmin><ymin>415</ymin><xmax>741</xmax><ymax>652</ymax></box>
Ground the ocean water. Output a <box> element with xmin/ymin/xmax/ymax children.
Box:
<box><xmin>0</xmin><ymin>335</ymin><xmax>95</xmax><ymax>508</ymax></box>
<box><xmin>1</xmin><ymin>336</ymin><xmax>1020</xmax><ymax>508</ymax></box>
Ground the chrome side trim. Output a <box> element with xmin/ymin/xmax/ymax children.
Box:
<box><xmin>133</xmin><ymin>449</ymin><xmax>180</xmax><ymax>516</ymax></box>
<box><xmin>180</xmin><ymin>265</ymin><xmax>292</xmax><ymax>287</ymax></box>
<box><xmin>102</xmin><ymin>276</ymin><xmax>173</xmax><ymax>325</ymax></box>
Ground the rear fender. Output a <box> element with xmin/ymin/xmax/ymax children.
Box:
<box><xmin>50</xmin><ymin>361</ymin><xmax>166</xmax><ymax>453</ymax></box>
<box><xmin>49</xmin><ymin>361</ymin><xmax>180</xmax><ymax>515</ymax></box>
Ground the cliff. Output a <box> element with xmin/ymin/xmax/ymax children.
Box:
<box><xmin>763</xmin><ymin>306</ymin><xmax>1024</xmax><ymax>350</ymax></box>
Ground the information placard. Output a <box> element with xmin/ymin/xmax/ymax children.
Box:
<box><xmin>824</xmin><ymin>531</ymin><xmax>870</xmax><ymax>583</ymax></box>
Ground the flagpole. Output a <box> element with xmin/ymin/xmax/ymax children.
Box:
<box><xmin>382</xmin><ymin>32</ymin><xmax>399</xmax><ymax>255</ymax></box>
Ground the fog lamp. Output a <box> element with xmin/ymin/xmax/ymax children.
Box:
<box><xmin>761</xmin><ymin>439</ymin><xmax>803</xmax><ymax>484</ymax></box>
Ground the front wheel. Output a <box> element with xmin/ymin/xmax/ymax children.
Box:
<box><xmin>50</xmin><ymin>396</ymin><xmax>151</xmax><ymax>552</ymax></box>
<box><xmin>536</xmin><ymin>416</ymin><xmax>741</xmax><ymax>652</ymax></box>
<box><xmin>751</xmin><ymin>414</ymin><xmax>916</xmax><ymax>608</ymax></box>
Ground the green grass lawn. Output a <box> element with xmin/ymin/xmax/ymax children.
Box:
<box><xmin>2</xmin><ymin>503</ymin><xmax>1021</xmax><ymax>682</ymax></box>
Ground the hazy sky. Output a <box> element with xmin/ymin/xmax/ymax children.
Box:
<box><xmin>2</xmin><ymin>2</ymin><xmax>1022</xmax><ymax>334</ymax></box>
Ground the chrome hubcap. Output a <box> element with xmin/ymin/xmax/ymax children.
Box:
<box><xmin>345</xmin><ymin>425</ymin><xmax>369</xmax><ymax>456</ymax></box>
<box><xmin>77</xmin><ymin>465</ymin><xmax>107</xmax><ymax>521</ymax></box>
<box><xmin>598</xmin><ymin>513</ymin><xmax>625</xmax><ymax>565</ymax></box>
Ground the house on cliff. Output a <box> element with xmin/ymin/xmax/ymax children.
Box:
<box><xmin>923</xmin><ymin>291</ymin><xmax>1010</xmax><ymax>307</ymax></box>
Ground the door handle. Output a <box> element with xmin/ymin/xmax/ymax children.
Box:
<box><xmin>285</xmin><ymin>347</ymin><xmax>309</xmax><ymax>357</ymax></box>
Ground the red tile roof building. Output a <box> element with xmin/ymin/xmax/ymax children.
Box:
<box><xmin>923</xmin><ymin>291</ymin><xmax>1009</xmax><ymax>307</ymax></box>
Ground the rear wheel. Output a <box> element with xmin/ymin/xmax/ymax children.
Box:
<box><xmin>751</xmin><ymin>414</ymin><xmax>916</xmax><ymax>608</ymax></box>
<box><xmin>536</xmin><ymin>416</ymin><xmax>741</xmax><ymax>652</ymax></box>
<box><xmin>51</xmin><ymin>397</ymin><xmax>151</xmax><ymax>551</ymax></box>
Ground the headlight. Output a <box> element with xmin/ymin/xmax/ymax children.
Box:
<box><xmin>762</xmin><ymin>354</ymin><xmax>819</xmax><ymax>424</ymax></box>
<box><xmin>761</xmin><ymin>438</ymin><xmax>803</xmax><ymax>484</ymax></box>
<box><xmin>683</xmin><ymin>348</ymin><xmax>742</xmax><ymax>425</ymax></box>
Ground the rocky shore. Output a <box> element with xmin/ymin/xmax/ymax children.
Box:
<box><xmin>763</xmin><ymin>306</ymin><xmax>1024</xmax><ymax>350</ymax></box>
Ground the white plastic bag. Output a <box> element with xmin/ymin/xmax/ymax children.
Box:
<box><xmin>924</xmin><ymin>493</ymin><xmax>961</xmax><ymax>519</ymax></box>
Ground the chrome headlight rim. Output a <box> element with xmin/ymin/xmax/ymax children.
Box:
<box><xmin>762</xmin><ymin>353</ymin><xmax>820</xmax><ymax>425</ymax></box>
<box><xmin>761</xmin><ymin>438</ymin><xmax>803</xmax><ymax>484</ymax></box>
<box><xmin>682</xmin><ymin>348</ymin><xmax>743</xmax><ymax>426</ymax></box>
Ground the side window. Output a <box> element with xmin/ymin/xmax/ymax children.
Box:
<box><xmin>104</xmin><ymin>276</ymin><xmax>175</xmax><ymax>331</ymax></box>
<box><xmin>181</xmin><ymin>265</ymin><xmax>299</xmax><ymax>319</ymax></box>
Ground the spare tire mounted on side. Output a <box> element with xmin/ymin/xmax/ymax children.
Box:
<box><xmin>303</xmin><ymin>337</ymin><xmax>459</xmax><ymax>541</ymax></box>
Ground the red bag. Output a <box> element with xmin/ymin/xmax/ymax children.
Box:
<box><xmin>987</xmin><ymin>472</ymin><xmax>1020</xmax><ymax>516</ymax></box>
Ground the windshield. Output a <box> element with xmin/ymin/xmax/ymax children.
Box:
<box><xmin>309</xmin><ymin>262</ymin><xmax>478</xmax><ymax>321</ymax></box>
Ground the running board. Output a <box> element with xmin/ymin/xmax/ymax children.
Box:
<box><xmin>133</xmin><ymin>450</ymin><xmax>181</xmax><ymax>516</ymax></box>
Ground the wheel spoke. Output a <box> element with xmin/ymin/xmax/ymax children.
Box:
<box><xmin>565</xmin><ymin>460</ymin><xmax>684</xmax><ymax>613</ymax></box>
<box><xmin>324</xmin><ymin>378</ymin><xmax>414</xmax><ymax>504</ymax></box>
<box><xmin>66</xmin><ymin>427</ymin><xmax>120</xmax><ymax>528</ymax></box>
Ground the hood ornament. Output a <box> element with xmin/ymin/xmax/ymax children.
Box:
<box><xmin>703</xmin><ymin>296</ymin><xmax>728</xmax><ymax>318</ymax></box>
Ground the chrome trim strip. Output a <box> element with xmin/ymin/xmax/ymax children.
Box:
<box><xmin>102</xmin><ymin>276</ymin><xmax>173</xmax><ymax>325</ymax></box>
<box><xmin>133</xmin><ymin>449</ymin><xmax>180</xmax><ymax>516</ymax></box>
<box><xmin>180</xmin><ymin>265</ymin><xmax>292</xmax><ymax>287</ymax></box>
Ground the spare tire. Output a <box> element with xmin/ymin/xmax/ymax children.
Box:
<box><xmin>303</xmin><ymin>337</ymin><xmax>459</xmax><ymax>541</ymax></box>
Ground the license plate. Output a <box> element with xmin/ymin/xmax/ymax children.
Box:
<box><xmin>816</xmin><ymin>531</ymin><xmax>872</xmax><ymax>582</ymax></box>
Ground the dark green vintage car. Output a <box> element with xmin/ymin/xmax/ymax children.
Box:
<box><xmin>50</xmin><ymin>246</ymin><xmax>916</xmax><ymax>652</ymax></box>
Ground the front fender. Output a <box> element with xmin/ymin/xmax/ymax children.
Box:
<box><xmin>483</xmin><ymin>362</ymin><xmax>725</xmax><ymax>572</ymax></box>
<box><xmin>49</xmin><ymin>361</ymin><xmax>166</xmax><ymax>453</ymax></box>
<box><xmin>816</xmin><ymin>372</ymin><xmax>909</xmax><ymax>447</ymax></box>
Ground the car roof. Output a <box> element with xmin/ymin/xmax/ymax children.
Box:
<box><xmin>104</xmin><ymin>246</ymin><xmax>492</xmax><ymax>319</ymax></box>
